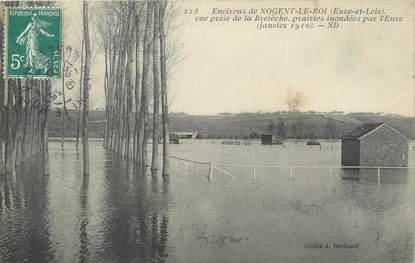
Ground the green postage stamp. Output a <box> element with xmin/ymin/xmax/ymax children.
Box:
<box><xmin>4</xmin><ymin>7</ymin><xmax>62</xmax><ymax>78</ymax></box>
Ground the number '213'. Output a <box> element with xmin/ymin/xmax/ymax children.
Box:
<box><xmin>184</xmin><ymin>8</ymin><xmax>198</xmax><ymax>15</ymax></box>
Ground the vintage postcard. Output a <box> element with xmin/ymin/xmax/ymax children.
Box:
<box><xmin>0</xmin><ymin>0</ymin><xmax>414</xmax><ymax>263</ymax></box>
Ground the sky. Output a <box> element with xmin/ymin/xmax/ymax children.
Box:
<box><xmin>58</xmin><ymin>0</ymin><xmax>414</xmax><ymax>116</ymax></box>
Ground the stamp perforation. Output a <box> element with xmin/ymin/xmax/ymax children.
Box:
<box><xmin>3</xmin><ymin>5</ymin><xmax>63</xmax><ymax>80</ymax></box>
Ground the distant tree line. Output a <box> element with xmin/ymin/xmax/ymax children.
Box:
<box><xmin>193</xmin><ymin>118</ymin><xmax>344</xmax><ymax>140</ymax></box>
<box><xmin>47</xmin><ymin>110</ymin><xmax>415</xmax><ymax>141</ymax></box>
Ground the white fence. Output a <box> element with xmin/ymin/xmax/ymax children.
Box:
<box><xmin>170</xmin><ymin>155</ymin><xmax>415</xmax><ymax>185</ymax></box>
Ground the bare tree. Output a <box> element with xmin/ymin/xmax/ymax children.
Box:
<box><xmin>76</xmin><ymin>37</ymin><xmax>84</xmax><ymax>150</ymax></box>
<box><xmin>151</xmin><ymin>1</ymin><xmax>161</xmax><ymax>172</ymax></box>
<box><xmin>41</xmin><ymin>79</ymin><xmax>51</xmax><ymax>176</ymax></box>
<box><xmin>159</xmin><ymin>1</ymin><xmax>170</xmax><ymax>176</ymax></box>
<box><xmin>0</xmin><ymin>18</ymin><xmax>5</xmax><ymax>175</ymax></box>
<box><xmin>133</xmin><ymin>4</ymin><xmax>144</xmax><ymax>164</ymax></box>
<box><xmin>139</xmin><ymin>1</ymin><xmax>154</xmax><ymax>170</ymax></box>
<box><xmin>82</xmin><ymin>0</ymin><xmax>91</xmax><ymax>175</ymax></box>
<box><xmin>61</xmin><ymin>51</ymin><xmax>66</xmax><ymax>149</ymax></box>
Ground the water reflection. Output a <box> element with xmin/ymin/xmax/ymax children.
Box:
<box><xmin>0</xmin><ymin>157</ymin><xmax>54</xmax><ymax>262</ymax></box>
<box><xmin>336</xmin><ymin>167</ymin><xmax>414</xmax><ymax>262</ymax></box>
<box><xmin>0</xmin><ymin>141</ymin><xmax>413</xmax><ymax>263</ymax></box>
<box><xmin>79</xmin><ymin>175</ymin><xmax>90</xmax><ymax>263</ymax></box>
<box><xmin>96</xmin><ymin>151</ymin><xmax>170</xmax><ymax>263</ymax></box>
<box><xmin>0</xmin><ymin>143</ymin><xmax>172</xmax><ymax>263</ymax></box>
<box><xmin>341</xmin><ymin>168</ymin><xmax>410</xmax><ymax>185</ymax></box>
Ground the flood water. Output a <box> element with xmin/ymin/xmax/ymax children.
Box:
<box><xmin>0</xmin><ymin>140</ymin><xmax>414</xmax><ymax>263</ymax></box>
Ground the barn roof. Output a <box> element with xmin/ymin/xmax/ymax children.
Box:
<box><xmin>261</xmin><ymin>133</ymin><xmax>284</xmax><ymax>139</ymax></box>
<box><xmin>343</xmin><ymin>123</ymin><xmax>384</xmax><ymax>138</ymax></box>
<box><xmin>343</xmin><ymin>122</ymin><xmax>409</xmax><ymax>140</ymax></box>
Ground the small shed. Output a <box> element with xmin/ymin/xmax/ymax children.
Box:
<box><xmin>261</xmin><ymin>134</ymin><xmax>284</xmax><ymax>145</ymax></box>
<box><xmin>341</xmin><ymin>123</ymin><xmax>409</xmax><ymax>167</ymax></box>
<box><xmin>169</xmin><ymin>133</ymin><xmax>180</xmax><ymax>144</ymax></box>
<box><xmin>306</xmin><ymin>139</ymin><xmax>321</xmax><ymax>146</ymax></box>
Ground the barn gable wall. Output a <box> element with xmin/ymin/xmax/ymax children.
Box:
<box><xmin>261</xmin><ymin>134</ymin><xmax>272</xmax><ymax>145</ymax></box>
<box><xmin>360</xmin><ymin>126</ymin><xmax>408</xmax><ymax>167</ymax></box>
<box><xmin>341</xmin><ymin>139</ymin><xmax>360</xmax><ymax>166</ymax></box>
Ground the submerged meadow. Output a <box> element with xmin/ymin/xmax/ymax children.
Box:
<box><xmin>0</xmin><ymin>140</ymin><xmax>414</xmax><ymax>263</ymax></box>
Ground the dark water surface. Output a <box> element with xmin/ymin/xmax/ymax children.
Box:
<box><xmin>0</xmin><ymin>141</ymin><xmax>414</xmax><ymax>263</ymax></box>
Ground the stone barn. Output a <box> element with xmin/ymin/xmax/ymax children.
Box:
<box><xmin>341</xmin><ymin>123</ymin><xmax>409</xmax><ymax>167</ymax></box>
<box><xmin>261</xmin><ymin>134</ymin><xmax>284</xmax><ymax>145</ymax></box>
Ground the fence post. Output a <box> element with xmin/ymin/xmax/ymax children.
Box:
<box><xmin>209</xmin><ymin>163</ymin><xmax>213</xmax><ymax>182</ymax></box>
<box><xmin>289</xmin><ymin>167</ymin><xmax>293</xmax><ymax>181</ymax></box>
<box><xmin>194</xmin><ymin>162</ymin><xmax>197</xmax><ymax>177</ymax></box>
<box><xmin>377</xmin><ymin>167</ymin><xmax>380</xmax><ymax>185</ymax></box>
<box><xmin>329</xmin><ymin>167</ymin><xmax>332</xmax><ymax>182</ymax></box>
<box><xmin>252</xmin><ymin>167</ymin><xmax>256</xmax><ymax>184</ymax></box>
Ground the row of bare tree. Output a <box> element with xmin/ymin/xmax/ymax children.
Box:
<box><xmin>0</xmin><ymin>0</ymin><xmax>170</xmax><ymax>177</ymax></box>
<box><xmin>0</xmin><ymin>1</ymin><xmax>92</xmax><ymax>176</ymax></box>
<box><xmin>0</xmin><ymin>2</ymin><xmax>53</xmax><ymax>176</ymax></box>
<box><xmin>95</xmin><ymin>0</ymin><xmax>171</xmax><ymax>176</ymax></box>
<box><xmin>0</xmin><ymin>79</ymin><xmax>52</xmax><ymax>176</ymax></box>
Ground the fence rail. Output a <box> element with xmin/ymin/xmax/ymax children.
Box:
<box><xmin>170</xmin><ymin>155</ymin><xmax>415</xmax><ymax>184</ymax></box>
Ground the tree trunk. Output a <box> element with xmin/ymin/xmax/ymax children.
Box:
<box><xmin>133</xmin><ymin>10</ymin><xmax>142</xmax><ymax>164</ymax></box>
<box><xmin>14</xmin><ymin>79</ymin><xmax>23</xmax><ymax>167</ymax></box>
<box><xmin>103</xmin><ymin>47</ymin><xmax>109</xmax><ymax>147</ymax></box>
<box><xmin>76</xmin><ymin>37</ymin><xmax>84</xmax><ymax>150</ymax></box>
<box><xmin>159</xmin><ymin>2</ymin><xmax>170</xmax><ymax>176</ymax></box>
<box><xmin>108</xmin><ymin>41</ymin><xmax>118</xmax><ymax>150</ymax></box>
<box><xmin>82</xmin><ymin>0</ymin><xmax>91</xmax><ymax>176</ymax></box>
<box><xmin>4</xmin><ymin>79</ymin><xmax>16</xmax><ymax>175</ymax></box>
<box><xmin>21</xmin><ymin>79</ymin><xmax>30</xmax><ymax>163</ymax></box>
<box><xmin>151</xmin><ymin>1</ymin><xmax>161</xmax><ymax>172</ymax></box>
<box><xmin>41</xmin><ymin>80</ymin><xmax>50</xmax><ymax>176</ymax></box>
<box><xmin>125</xmin><ymin>26</ymin><xmax>134</xmax><ymax>161</ymax></box>
<box><xmin>61</xmin><ymin>52</ymin><xmax>66</xmax><ymax>149</ymax></box>
<box><xmin>113</xmin><ymin>15</ymin><xmax>128</xmax><ymax>155</ymax></box>
<box><xmin>0</xmin><ymin>20</ymin><xmax>5</xmax><ymax>175</ymax></box>
<box><xmin>139</xmin><ymin>1</ymin><xmax>154</xmax><ymax>169</ymax></box>
<box><xmin>121</xmin><ymin>8</ymin><xmax>134</xmax><ymax>158</ymax></box>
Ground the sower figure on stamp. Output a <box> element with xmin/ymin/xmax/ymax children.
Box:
<box><xmin>16</xmin><ymin>12</ymin><xmax>55</xmax><ymax>74</ymax></box>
